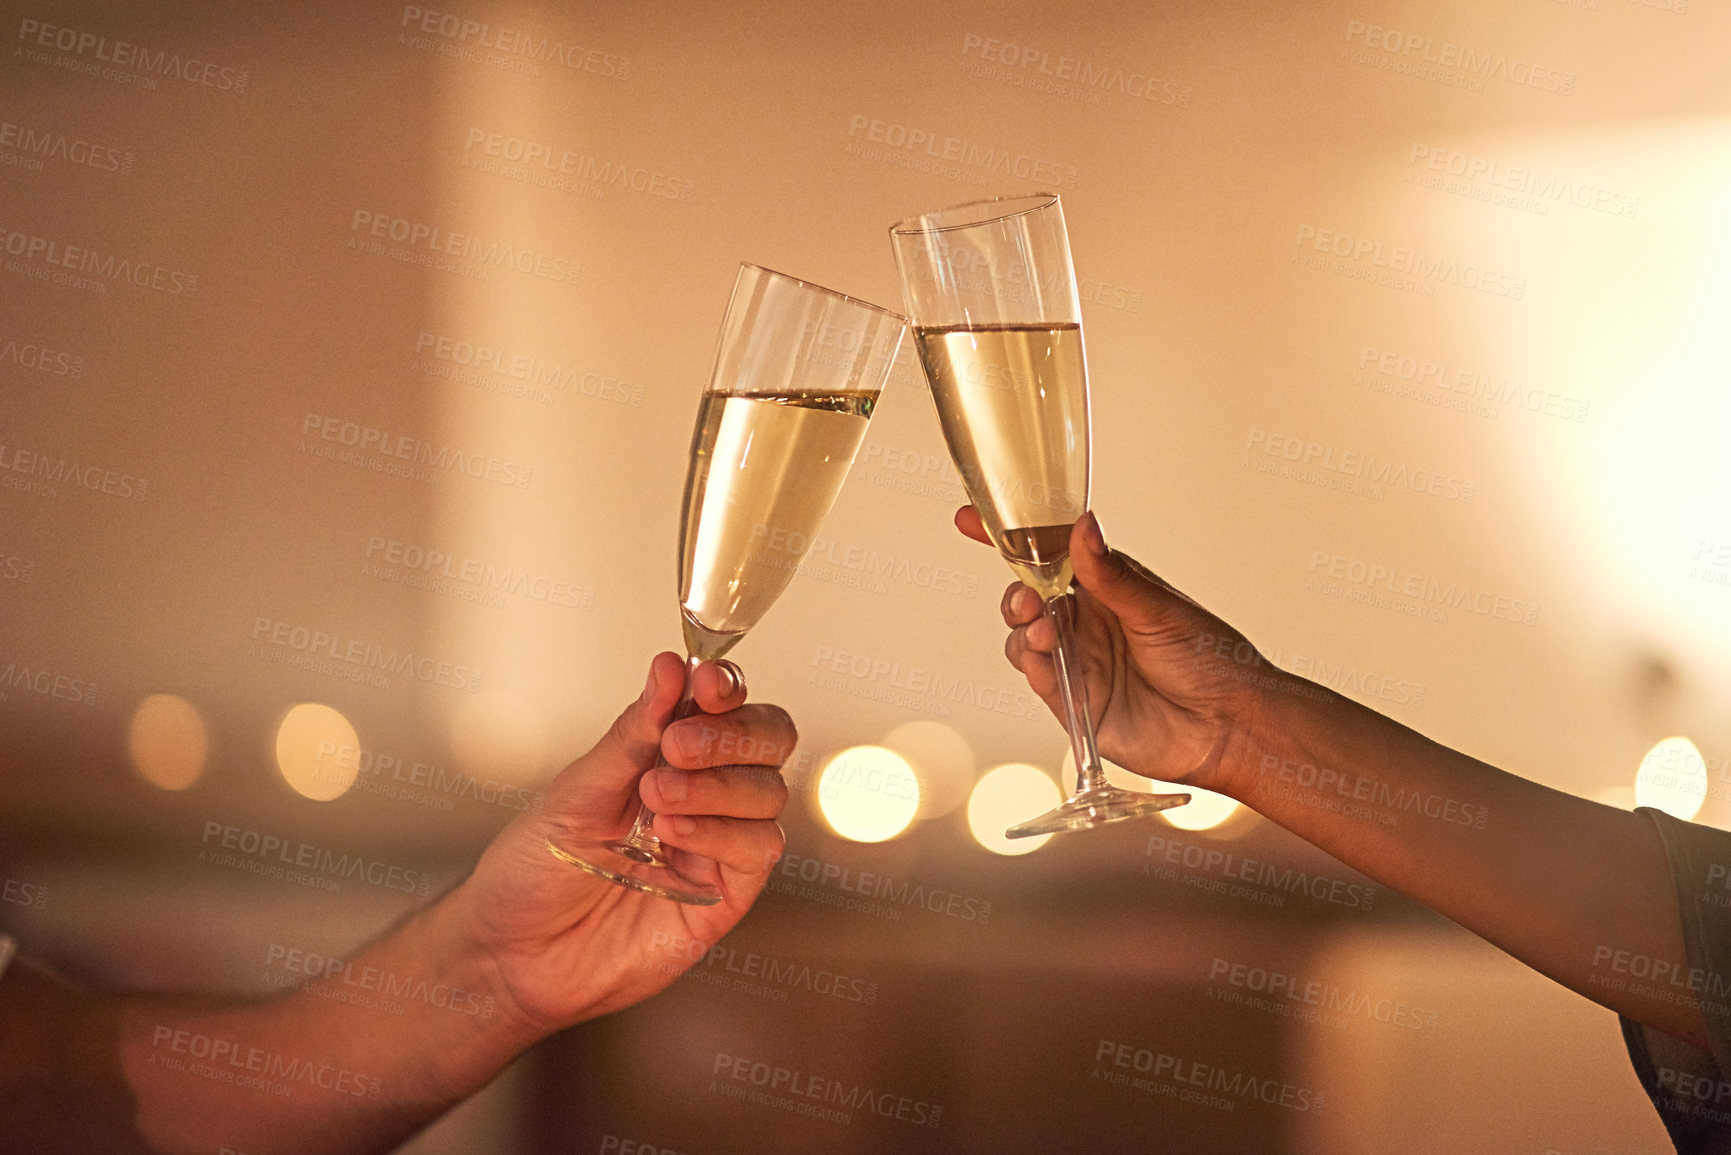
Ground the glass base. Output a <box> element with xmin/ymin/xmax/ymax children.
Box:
<box><xmin>545</xmin><ymin>837</ymin><xmax>723</xmax><ymax>906</ymax></box>
<box><xmin>1005</xmin><ymin>786</ymin><xmax>1190</xmax><ymax>839</ymax></box>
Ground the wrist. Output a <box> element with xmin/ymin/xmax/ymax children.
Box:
<box><xmin>380</xmin><ymin>881</ymin><xmax>550</xmax><ymax>1105</ymax></box>
<box><xmin>1212</xmin><ymin>667</ymin><xmax>1334</xmax><ymax>803</ymax></box>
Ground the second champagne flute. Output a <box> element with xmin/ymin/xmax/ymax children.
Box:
<box><xmin>546</xmin><ymin>264</ymin><xmax>906</xmax><ymax>903</ymax></box>
<box><xmin>890</xmin><ymin>193</ymin><xmax>1188</xmax><ymax>838</ymax></box>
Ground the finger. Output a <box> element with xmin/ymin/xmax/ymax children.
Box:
<box><xmin>999</xmin><ymin>581</ymin><xmax>1043</xmax><ymax>628</ymax></box>
<box><xmin>654</xmin><ymin>815</ymin><xmax>786</xmax><ymax>877</ymax></box>
<box><xmin>1068</xmin><ymin>513</ymin><xmax>1201</xmax><ymax>632</ymax></box>
<box><xmin>1005</xmin><ymin>626</ymin><xmax>1061</xmax><ymax>699</ymax></box>
<box><xmin>663</xmin><ymin>704</ymin><xmax>798</xmax><ymax>771</ymax></box>
<box><xmin>689</xmin><ymin>659</ymin><xmax>747</xmax><ymax>714</ymax></box>
<box><xmin>575</xmin><ymin>651</ymin><xmax>689</xmax><ymax>790</ymax></box>
<box><xmin>641</xmin><ymin>765</ymin><xmax>789</xmax><ymax>821</ymax></box>
<box><xmin>954</xmin><ymin>505</ymin><xmax>992</xmax><ymax>545</ymax></box>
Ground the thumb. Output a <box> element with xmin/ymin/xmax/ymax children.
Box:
<box><xmin>579</xmin><ymin>651</ymin><xmax>686</xmax><ymax>789</ymax></box>
<box><xmin>1068</xmin><ymin>512</ymin><xmax>1197</xmax><ymax>633</ymax></box>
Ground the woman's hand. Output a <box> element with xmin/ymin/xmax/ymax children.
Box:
<box><xmin>959</xmin><ymin>507</ymin><xmax>1275</xmax><ymax>797</ymax></box>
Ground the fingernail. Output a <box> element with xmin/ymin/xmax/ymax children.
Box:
<box><xmin>670</xmin><ymin>815</ymin><xmax>696</xmax><ymax>836</ymax></box>
<box><xmin>655</xmin><ymin>769</ymin><xmax>687</xmax><ymax>803</ymax></box>
<box><xmin>716</xmin><ymin>661</ymin><xmax>741</xmax><ymax>696</ymax></box>
<box><xmin>1081</xmin><ymin>511</ymin><xmax>1106</xmax><ymax>558</ymax></box>
<box><xmin>641</xmin><ymin>664</ymin><xmax>657</xmax><ymax>703</ymax></box>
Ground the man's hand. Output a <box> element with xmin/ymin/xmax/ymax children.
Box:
<box><xmin>454</xmin><ymin>651</ymin><xmax>794</xmax><ymax>1032</ymax></box>
<box><xmin>957</xmin><ymin>506</ymin><xmax>1268</xmax><ymax>797</ymax></box>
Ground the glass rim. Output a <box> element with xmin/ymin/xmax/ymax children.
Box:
<box><xmin>888</xmin><ymin>192</ymin><xmax>1062</xmax><ymax>236</ymax></box>
<box><xmin>736</xmin><ymin>262</ymin><xmax>908</xmax><ymax>323</ymax></box>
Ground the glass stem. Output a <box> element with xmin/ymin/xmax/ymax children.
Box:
<box><xmin>1045</xmin><ymin>592</ymin><xmax>1107</xmax><ymax>796</ymax></box>
<box><xmin>618</xmin><ymin>654</ymin><xmax>702</xmax><ymax>854</ymax></box>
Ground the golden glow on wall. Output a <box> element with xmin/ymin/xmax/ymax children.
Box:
<box><xmin>127</xmin><ymin>694</ymin><xmax>209</xmax><ymax>791</ymax></box>
<box><xmin>450</xmin><ymin>691</ymin><xmax>549</xmax><ymax>787</ymax></box>
<box><xmin>967</xmin><ymin>763</ymin><xmax>1061</xmax><ymax>856</ymax></box>
<box><xmin>816</xmin><ymin>745</ymin><xmax>921</xmax><ymax>842</ymax></box>
<box><xmin>273</xmin><ymin>703</ymin><xmax>361</xmax><ymax>802</ymax></box>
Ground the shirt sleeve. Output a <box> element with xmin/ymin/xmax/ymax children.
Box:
<box><xmin>1619</xmin><ymin>807</ymin><xmax>1731</xmax><ymax>1152</ymax></box>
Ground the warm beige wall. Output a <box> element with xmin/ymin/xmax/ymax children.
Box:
<box><xmin>3</xmin><ymin>0</ymin><xmax>1727</xmax><ymax>1151</ymax></box>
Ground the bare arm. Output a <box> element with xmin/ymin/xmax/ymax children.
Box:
<box><xmin>966</xmin><ymin>508</ymin><xmax>1704</xmax><ymax>1049</ymax></box>
<box><xmin>1242</xmin><ymin>672</ymin><xmax>1698</xmax><ymax>1046</ymax></box>
<box><xmin>3</xmin><ymin>894</ymin><xmax>536</xmax><ymax>1154</ymax></box>
<box><xmin>0</xmin><ymin>654</ymin><xmax>795</xmax><ymax>1153</ymax></box>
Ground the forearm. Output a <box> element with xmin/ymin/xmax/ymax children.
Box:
<box><xmin>1221</xmin><ymin>673</ymin><xmax>1705</xmax><ymax>1047</ymax></box>
<box><xmin>1</xmin><ymin>881</ymin><xmax>545</xmax><ymax>1154</ymax></box>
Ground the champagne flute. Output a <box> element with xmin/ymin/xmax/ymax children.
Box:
<box><xmin>546</xmin><ymin>264</ymin><xmax>906</xmax><ymax>903</ymax></box>
<box><xmin>889</xmin><ymin>193</ymin><xmax>1188</xmax><ymax>838</ymax></box>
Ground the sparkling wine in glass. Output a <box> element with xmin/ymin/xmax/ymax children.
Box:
<box><xmin>890</xmin><ymin>193</ymin><xmax>1188</xmax><ymax>838</ymax></box>
<box><xmin>546</xmin><ymin>264</ymin><xmax>905</xmax><ymax>903</ymax></box>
